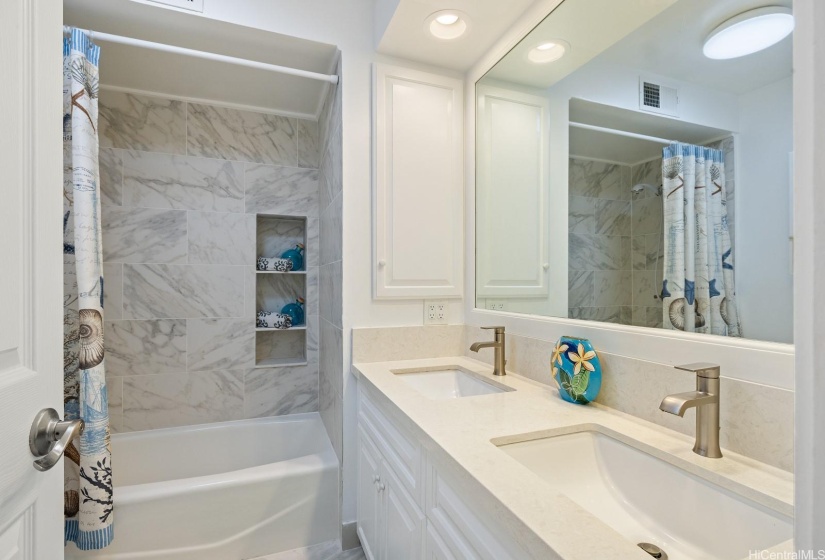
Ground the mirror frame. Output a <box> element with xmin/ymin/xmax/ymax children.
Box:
<box><xmin>463</xmin><ymin>0</ymin><xmax>794</xmax><ymax>391</ymax></box>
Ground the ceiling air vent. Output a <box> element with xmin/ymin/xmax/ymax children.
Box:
<box><xmin>639</xmin><ymin>79</ymin><xmax>678</xmax><ymax>117</ymax></box>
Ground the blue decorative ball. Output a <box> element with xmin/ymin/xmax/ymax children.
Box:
<box><xmin>551</xmin><ymin>336</ymin><xmax>602</xmax><ymax>404</ymax></box>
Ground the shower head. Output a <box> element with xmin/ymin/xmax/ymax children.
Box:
<box><xmin>632</xmin><ymin>183</ymin><xmax>662</xmax><ymax>196</ymax></box>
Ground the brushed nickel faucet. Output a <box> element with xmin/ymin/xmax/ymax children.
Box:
<box><xmin>470</xmin><ymin>326</ymin><xmax>506</xmax><ymax>376</ymax></box>
<box><xmin>659</xmin><ymin>363</ymin><xmax>722</xmax><ymax>458</ymax></box>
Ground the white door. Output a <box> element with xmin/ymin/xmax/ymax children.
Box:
<box><xmin>0</xmin><ymin>0</ymin><xmax>65</xmax><ymax>558</ymax></box>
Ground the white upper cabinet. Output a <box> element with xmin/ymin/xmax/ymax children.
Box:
<box><xmin>373</xmin><ymin>64</ymin><xmax>464</xmax><ymax>299</ymax></box>
<box><xmin>475</xmin><ymin>84</ymin><xmax>551</xmax><ymax>299</ymax></box>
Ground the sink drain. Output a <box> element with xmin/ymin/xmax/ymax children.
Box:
<box><xmin>637</xmin><ymin>542</ymin><xmax>668</xmax><ymax>559</ymax></box>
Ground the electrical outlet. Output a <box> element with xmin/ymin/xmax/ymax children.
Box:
<box><xmin>486</xmin><ymin>300</ymin><xmax>506</xmax><ymax>311</ymax></box>
<box><xmin>424</xmin><ymin>300</ymin><xmax>448</xmax><ymax>325</ymax></box>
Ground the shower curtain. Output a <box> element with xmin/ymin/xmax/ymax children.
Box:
<box><xmin>63</xmin><ymin>28</ymin><xmax>114</xmax><ymax>549</ymax></box>
<box><xmin>661</xmin><ymin>142</ymin><xmax>741</xmax><ymax>337</ymax></box>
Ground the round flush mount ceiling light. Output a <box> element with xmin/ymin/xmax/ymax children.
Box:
<box><xmin>425</xmin><ymin>10</ymin><xmax>469</xmax><ymax>40</ymax></box>
<box><xmin>703</xmin><ymin>6</ymin><xmax>794</xmax><ymax>60</ymax></box>
<box><xmin>528</xmin><ymin>40</ymin><xmax>570</xmax><ymax>64</ymax></box>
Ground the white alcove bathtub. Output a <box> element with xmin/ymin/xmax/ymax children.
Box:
<box><xmin>65</xmin><ymin>413</ymin><xmax>339</xmax><ymax>560</ymax></box>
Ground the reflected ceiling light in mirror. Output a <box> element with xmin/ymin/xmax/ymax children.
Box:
<box><xmin>528</xmin><ymin>40</ymin><xmax>569</xmax><ymax>64</ymax></box>
<box><xmin>703</xmin><ymin>6</ymin><xmax>793</xmax><ymax>60</ymax></box>
<box><xmin>426</xmin><ymin>10</ymin><xmax>469</xmax><ymax>40</ymax></box>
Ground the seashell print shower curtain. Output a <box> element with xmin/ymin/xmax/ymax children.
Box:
<box><xmin>63</xmin><ymin>29</ymin><xmax>114</xmax><ymax>549</ymax></box>
<box><xmin>661</xmin><ymin>143</ymin><xmax>741</xmax><ymax>337</ymax></box>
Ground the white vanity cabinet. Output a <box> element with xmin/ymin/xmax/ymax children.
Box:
<box><xmin>357</xmin><ymin>387</ymin><xmax>525</xmax><ymax>560</ymax></box>
<box><xmin>357</xmin><ymin>392</ymin><xmax>425</xmax><ymax>560</ymax></box>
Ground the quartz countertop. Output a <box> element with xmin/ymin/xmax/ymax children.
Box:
<box><xmin>353</xmin><ymin>356</ymin><xmax>794</xmax><ymax>560</ymax></box>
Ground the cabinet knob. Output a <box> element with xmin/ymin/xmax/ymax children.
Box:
<box><xmin>543</xmin><ymin>263</ymin><xmax>550</xmax><ymax>270</ymax></box>
<box><xmin>373</xmin><ymin>474</ymin><xmax>380</xmax><ymax>483</ymax></box>
<box><xmin>378</xmin><ymin>260</ymin><xmax>386</xmax><ymax>267</ymax></box>
<box><xmin>378</xmin><ymin>483</ymin><xmax>386</xmax><ymax>492</ymax></box>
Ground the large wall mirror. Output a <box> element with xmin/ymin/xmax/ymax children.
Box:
<box><xmin>475</xmin><ymin>0</ymin><xmax>793</xmax><ymax>344</ymax></box>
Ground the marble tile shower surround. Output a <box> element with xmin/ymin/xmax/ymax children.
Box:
<box><xmin>351</xmin><ymin>325</ymin><xmax>792</xmax><ymax>472</ymax></box>
<box><xmin>98</xmin><ymin>89</ymin><xmax>327</xmax><ymax>432</ymax></box>
<box><xmin>630</xmin><ymin>157</ymin><xmax>665</xmax><ymax>329</ymax></box>
<box><xmin>317</xmin><ymin>57</ymin><xmax>344</xmax><ymax>464</ymax></box>
<box><xmin>568</xmin><ymin>158</ymin><xmax>633</xmax><ymax>325</ymax></box>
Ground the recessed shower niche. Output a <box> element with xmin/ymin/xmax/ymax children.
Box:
<box><xmin>255</xmin><ymin>214</ymin><xmax>309</xmax><ymax>367</ymax></box>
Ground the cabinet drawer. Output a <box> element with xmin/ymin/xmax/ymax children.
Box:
<box><xmin>359</xmin><ymin>388</ymin><xmax>424</xmax><ymax>503</ymax></box>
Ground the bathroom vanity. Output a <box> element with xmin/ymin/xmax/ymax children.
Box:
<box><xmin>354</xmin><ymin>357</ymin><xmax>793</xmax><ymax>560</ymax></box>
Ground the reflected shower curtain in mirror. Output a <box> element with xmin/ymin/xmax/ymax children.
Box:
<box><xmin>661</xmin><ymin>143</ymin><xmax>741</xmax><ymax>337</ymax></box>
<box><xmin>63</xmin><ymin>28</ymin><xmax>114</xmax><ymax>549</ymax></box>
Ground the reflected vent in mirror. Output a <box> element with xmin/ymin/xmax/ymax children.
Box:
<box><xmin>640</xmin><ymin>79</ymin><xmax>678</xmax><ymax>117</ymax></box>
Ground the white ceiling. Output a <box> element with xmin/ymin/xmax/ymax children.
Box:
<box><xmin>64</xmin><ymin>0</ymin><xmax>339</xmax><ymax>118</ymax></box>
<box><xmin>482</xmin><ymin>0</ymin><xmax>792</xmax><ymax>94</ymax></box>
<box><xmin>483</xmin><ymin>0</ymin><xmax>676</xmax><ymax>89</ymax></box>
<box><xmin>597</xmin><ymin>0</ymin><xmax>793</xmax><ymax>95</ymax></box>
<box><xmin>375</xmin><ymin>0</ymin><xmax>538</xmax><ymax>71</ymax></box>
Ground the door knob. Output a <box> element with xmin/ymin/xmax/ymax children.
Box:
<box><xmin>29</xmin><ymin>408</ymin><xmax>84</xmax><ymax>472</ymax></box>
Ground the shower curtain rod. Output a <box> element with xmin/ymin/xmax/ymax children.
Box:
<box><xmin>569</xmin><ymin>122</ymin><xmax>673</xmax><ymax>145</ymax></box>
<box><xmin>63</xmin><ymin>26</ymin><xmax>339</xmax><ymax>85</ymax></box>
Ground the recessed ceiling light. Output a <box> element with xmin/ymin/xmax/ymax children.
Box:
<box><xmin>703</xmin><ymin>6</ymin><xmax>794</xmax><ymax>60</ymax></box>
<box><xmin>436</xmin><ymin>14</ymin><xmax>459</xmax><ymax>25</ymax></box>
<box><xmin>425</xmin><ymin>10</ymin><xmax>469</xmax><ymax>40</ymax></box>
<box><xmin>528</xmin><ymin>40</ymin><xmax>569</xmax><ymax>64</ymax></box>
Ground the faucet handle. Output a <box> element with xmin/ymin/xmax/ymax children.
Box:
<box><xmin>675</xmin><ymin>362</ymin><xmax>720</xmax><ymax>379</ymax></box>
<box><xmin>481</xmin><ymin>326</ymin><xmax>505</xmax><ymax>332</ymax></box>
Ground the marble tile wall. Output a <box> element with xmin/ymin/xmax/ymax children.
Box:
<box><xmin>567</xmin><ymin>158</ymin><xmax>633</xmax><ymax>324</ymax></box>
<box><xmin>99</xmin><ymin>89</ymin><xmax>323</xmax><ymax>432</ymax></box>
<box><xmin>318</xmin><ymin>58</ymin><xmax>345</xmax><ymax>464</ymax></box>
<box><xmin>630</xmin><ymin>158</ymin><xmax>664</xmax><ymax>328</ymax></box>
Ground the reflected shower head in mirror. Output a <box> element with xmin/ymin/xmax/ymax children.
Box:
<box><xmin>631</xmin><ymin>183</ymin><xmax>662</xmax><ymax>196</ymax></box>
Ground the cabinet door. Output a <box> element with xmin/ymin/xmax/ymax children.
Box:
<box><xmin>373</xmin><ymin>63</ymin><xmax>464</xmax><ymax>299</ymax></box>
<box><xmin>425</xmin><ymin>521</ymin><xmax>458</xmax><ymax>560</ymax></box>
<box><xmin>381</xmin><ymin>462</ymin><xmax>425</xmax><ymax>560</ymax></box>
<box><xmin>476</xmin><ymin>84</ymin><xmax>557</xmax><ymax>305</ymax></box>
<box><xmin>357</xmin><ymin>428</ymin><xmax>383</xmax><ymax>560</ymax></box>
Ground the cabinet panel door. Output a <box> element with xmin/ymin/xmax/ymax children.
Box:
<box><xmin>425</xmin><ymin>521</ymin><xmax>459</xmax><ymax>560</ymax></box>
<box><xmin>373</xmin><ymin>63</ymin><xmax>463</xmax><ymax>299</ymax></box>
<box><xmin>381</xmin><ymin>463</ymin><xmax>425</xmax><ymax>560</ymax></box>
<box><xmin>357</xmin><ymin>428</ymin><xmax>383</xmax><ymax>560</ymax></box>
<box><xmin>476</xmin><ymin>84</ymin><xmax>557</xmax><ymax>305</ymax></box>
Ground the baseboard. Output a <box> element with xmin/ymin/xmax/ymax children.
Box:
<box><xmin>342</xmin><ymin>521</ymin><xmax>360</xmax><ymax>550</ymax></box>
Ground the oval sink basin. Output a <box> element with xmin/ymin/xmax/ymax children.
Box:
<box><xmin>392</xmin><ymin>368</ymin><xmax>508</xmax><ymax>399</ymax></box>
<box><xmin>497</xmin><ymin>430</ymin><xmax>791</xmax><ymax>559</ymax></box>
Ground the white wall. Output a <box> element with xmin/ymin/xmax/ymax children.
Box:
<box><xmin>793</xmin><ymin>0</ymin><xmax>825</xmax><ymax>548</ymax></box>
<box><xmin>553</xmin><ymin>58</ymin><xmax>741</xmax><ymax>133</ymax></box>
<box><xmin>736</xmin><ymin>77</ymin><xmax>794</xmax><ymax>343</ymax></box>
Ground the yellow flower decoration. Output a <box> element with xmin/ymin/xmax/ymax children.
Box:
<box><xmin>567</xmin><ymin>343</ymin><xmax>596</xmax><ymax>375</ymax></box>
<box><xmin>551</xmin><ymin>341</ymin><xmax>569</xmax><ymax>367</ymax></box>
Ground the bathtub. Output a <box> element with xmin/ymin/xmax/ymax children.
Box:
<box><xmin>66</xmin><ymin>413</ymin><xmax>339</xmax><ymax>560</ymax></box>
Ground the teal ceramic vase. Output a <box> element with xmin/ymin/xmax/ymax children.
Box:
<box><xmin>281</xmin><ymin>243</ymin><xmax>305</xmax><ymax>271</ymax></box>
<box><xmin>551</xmin><ymin>336</ymin><xmax>601</xmax><ymax>404</ymax></box>
<box><xmin>280</xmin><ymin>297</ymin><xmax>305</xmax><ymax>326</ymax></box>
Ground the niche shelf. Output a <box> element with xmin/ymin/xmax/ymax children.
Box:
<box><xmin>255</xmin><ymin>214</ymin><xmax>308</xmax><ymax>368</ymax></box>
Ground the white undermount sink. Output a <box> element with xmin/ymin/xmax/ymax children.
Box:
<box><xmin>497</xmin><ymin>429</ymin><xmax>791</xmax><ymax>560</ymax></box>
<box><xmin>392</xmin><ymin>367</ymin><xmax>509</xmax><ymax>399</ymax></box>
